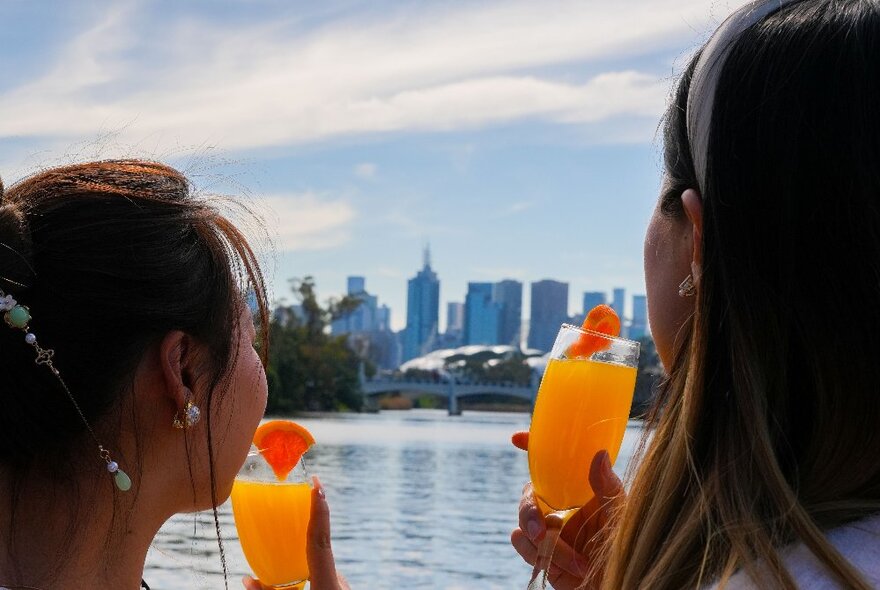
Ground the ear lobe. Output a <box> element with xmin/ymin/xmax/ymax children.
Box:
<box><xmin>159</xmin><ymin>330</ymin><xmax>193</xmax><ymax>409</ymax></box>
<box><xmin>681</xmin><ymin>188</ymin><xmax>704</xmax><ymax>274</ymax></box>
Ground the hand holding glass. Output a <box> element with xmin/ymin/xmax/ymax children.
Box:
<box><xmin>526</xmin><ymin>324</ymin><xmax>639</xmax><ymax>589</ymax></box>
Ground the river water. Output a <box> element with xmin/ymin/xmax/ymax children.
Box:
<box><xmin>143</xmin><ymin>410</ymin><xmax>644</xmax><ymax>589</ymax></box>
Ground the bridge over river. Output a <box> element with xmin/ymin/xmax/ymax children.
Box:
<box><xmin>360</xmin><ymin>369</ymin><xmax>540</xmax><ymax>415</ymax></box>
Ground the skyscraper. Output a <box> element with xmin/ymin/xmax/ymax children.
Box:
<box><xmin>464</xmin><ymin>282</ymin><xmax>501</xmax><ymax>345</ymax></box>
<box><xmin>331</xmin><ymin>276</ymin><xmax>378</xmax><ymax>335</ymax></box>
<box><xmin>403</xmin><ymin>246</ymin><xmax>440</xmax><ymax>361</ymax></box>
<box><xmin>582</xmin><ymin>291</ymin><xmax>607</xmax><ymax>315</ymax></box>
<box><xmin>528</xmin><ymin>280</ymin><xmax>569</xmax><ymax>353</ymax></box>
<box><xmin>494</xmin><ymin>279</ymin><xmax>523</xmax><ymax>347</ymax></box>
<box><xmin>347</xmin><ymin>276</ymin><xmax>366</xmax><ymax>295</ymax></box>
<box><xmin>630</xmin><ymin>294</ymin><xmax>648</xmax><ymax>340</ymax></box>
<box><xmin>446</xmin><ymin>302</ymin><xmax>464</xmax><ymax>334</ymax></box>
<box><xmin>612</xmin><ymin>288</ymin><xmax>626</xmax><ymax>319</ymax></box>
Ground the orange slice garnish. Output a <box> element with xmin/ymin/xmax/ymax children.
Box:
<box><xmin>566</xmin><ymin>304</ymin><xmax>621</xmax><ymax>358</ymax></box>
<box><xmin>253</xmin><ymin>420</ymin><xmax>316</xmax><ymax>481</ymax></box>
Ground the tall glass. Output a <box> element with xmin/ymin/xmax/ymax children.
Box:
<box><xmin>232</xmin><ymin>448</ymin><xmax>312</xmax><ymax>589</ymax></box>
<box><xmin>526</xmin><ymin>324</ymin><xmax>640</xmax><ymax>589</ymax></box>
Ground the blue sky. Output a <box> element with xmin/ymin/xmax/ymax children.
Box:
<box><xmin>0</xmin><ymin>0</ymin><xmax>748</xmax><ymax>331</ymax></box>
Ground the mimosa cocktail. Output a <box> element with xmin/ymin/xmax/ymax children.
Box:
<box><xmin>525</xmin><ymin>314</ymin><xmax>639</xmax><ymax>590</ymax></box>
<box><xmin>232</xmin><ymin>421</ymin><xmax>316</xmax><ymax>589</ymax></box>
<box><xmin>232</xmin><ymin>480</ymin><xmax>311</xmax><ymax>587</ymax></box>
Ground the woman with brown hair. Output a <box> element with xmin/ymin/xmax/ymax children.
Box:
<box><xmin>512</xmin><ymin>0</ymin><xmax>880</xmax><ymax>587</ymax></box>
<box><xmin>0</xmin><ymin>161</ymin><xmax>347</xmax><ymax>589</ymax></box>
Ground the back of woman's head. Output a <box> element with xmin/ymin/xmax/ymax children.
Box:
<box><xmin>0</xmin><ymin>160</ymin><xmax>268</xmax><ymax>477</ymax></box>
<box><xmin>605</xmin><ymin>1</ymin><xmax>880</xmax><ymax>588</ymax></box>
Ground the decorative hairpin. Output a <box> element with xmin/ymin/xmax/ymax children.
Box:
<box><xmin>1</xmin><ymin>288</ymin><xmax>131</xmax><ymax>492</ymax></box>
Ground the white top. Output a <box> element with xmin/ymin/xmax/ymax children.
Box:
<box><xmin>716</xmin><ymin>513</ymin><xmax>880</xmax><ymax>589</ymax></box>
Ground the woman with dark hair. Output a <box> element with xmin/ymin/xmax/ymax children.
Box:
<box><xmin>512</xmin><ymin>0</ymin><xmax>880</xmax><ymax>588</ymax></box>
<box><xmin>0</xmin><ymin>161</ymin><xmax>347</xmax><ymax>589</ymax></box>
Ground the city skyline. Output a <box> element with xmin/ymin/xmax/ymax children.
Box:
<box><xmin>332</xmin><ymin>247</ymin><xmax>648</xmax><ymax>356</ymax></box>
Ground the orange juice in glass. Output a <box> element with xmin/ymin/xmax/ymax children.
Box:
<box><xmin>232</xmin><ymin>448</ymin><xmax>311</xmax><ymax>589</ymax></box>
<box><xmin>526</xmin><ymin>323</ymin><xmax>639</xmax><ymax>589</ymax></box>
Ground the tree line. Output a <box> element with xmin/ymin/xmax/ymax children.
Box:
<box><xmin>265</xmin><ymin>277</ymin><xmax>365</xmax><ymax>413</ymax></box>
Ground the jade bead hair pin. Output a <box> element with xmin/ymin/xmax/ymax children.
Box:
<box><xmin>0</xmin><ymin>287</ymin><xmax>132</xmax><ymax>492</ymax></box>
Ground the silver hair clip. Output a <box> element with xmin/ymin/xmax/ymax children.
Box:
<box><xmin>1</xmin><ymin>288</ymin><xmax>131</xmax><ymax>491</ymax></box>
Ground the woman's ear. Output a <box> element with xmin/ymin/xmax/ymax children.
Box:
<box><xmin>681</xmin><ymin>188</ymin><xmax>704</xmax><ymax>279</ymax></box>
<box><xmin>158</xmin><ymin>330</ymin><xmax>195</xmax><ymax>410</ymax></box>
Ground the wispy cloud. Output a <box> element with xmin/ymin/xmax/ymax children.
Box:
<box><xmin>0</xmin><ymin>0</ymin><xmax>748</xmax><ymax>151</ymax></box>
<box><xmin>502</xmin><ymin>201</ymin><xmax>534</xmax><ymax>216</ymax></box>
<box><xmin>354</xmin><ymin>162</ymin><xmax>377</xmax><ymax>179</ymax></box>
<box><xmin>257</xmin><ymin>192</ymin><xmax>355</xmax><ymax>251</ymax></box>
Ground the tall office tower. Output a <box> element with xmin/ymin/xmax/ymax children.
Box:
<box><xmin>582</xmin><ymin>291</ymin><xmax>607</xmax><ymax>314</ymax></box>
<box><xmin>331</xmin><ymin>276</ymin><xmax>377</xmax><ymax>334</ymax></box>
<box><xmin>403</xmin><ymin>246</ymin><xmax>440</xmax><ymax>361</ymax></box>
<box><xmin>528</xmin><ymin>279</ymin><xmax>569</xmax><ymax>353</ymax></box>
<box><xmin>347</xmin><ymin>276</ymin><xmax>366</xmax><ymax>295</ymax></box>
<box><xmin>612</xmin><ymin>288</ymin><xmax>626</xmax><ymax>319</ymax></box>
<box><xmin>494</xmin><ymin>279</ymin><xmax>523</xmax><ymax>347</ymax></box>
<box><xmin>375</xmin><ymin>304</ymin><xmax>391</xmax><ymax>333</ymax></box>
<box><xmin>446</xmin><ymin>302</ymin><xmax>464</xmax><ymax>334</ymax></box>
<box><xmin>464</xmin><ymin>282</ymin><xmax>501</xmax><ymax>345</ymax></box>
<box><xmin>573</xmin><ymin>290</ymin><xmax>607</xmax><ymax>325</ymax></box>
<box><xmin>630</xmin><ymin>294</ymin><xmax>648</xmax><ymax>340</ymax></box>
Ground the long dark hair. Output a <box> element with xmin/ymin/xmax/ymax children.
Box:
<box><xmin>0</xmin><ymin>160</ymin><xmax>269</xmax><ymax>581</ymax></box>
<box><xmin>604</xmin><ymin>1</ymin><xmax>880</xmax><ymax>588</ymax></box>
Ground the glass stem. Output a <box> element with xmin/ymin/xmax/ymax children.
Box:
<box><xmin>526</xmin><ymin>513</ymin><xmax>564</xmax><ymax>590</ymax></box>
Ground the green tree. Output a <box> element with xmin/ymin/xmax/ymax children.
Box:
<box><xmin>266</xmin><ymin>277</ymin><xmax>365</xmax><ymax>413</ymax></box>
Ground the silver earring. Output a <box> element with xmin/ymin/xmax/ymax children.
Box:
<box><xmin>678</xmin><ymin>274</ymin><xmax>696</xmax><ymax>297</ymax></box>
<box><xmin>173</xmin><ymin>399</ymin><xmax>201</xmax><ymax>429</ymax></box>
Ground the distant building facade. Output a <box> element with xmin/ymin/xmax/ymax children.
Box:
<box><xmin>464</xmin><ymin>282</ymin><xmax>501</xmax><ymax>345</ymax></box>
<box><xmin>442</xmin><ymin>301</ymin><xmax>465</xmax><ymax>349</ymax></box>
<box><xmin>630</xmin><ymin>294</ymin><xmax>648</xmax><ymax>340</ymax></box>
<box><xmin>494</xmin><ymin>279</ymin><xmax>523</xmax><ymax>347</ymax></box>
<box><xmin>403</xmin><ymin>247</ymin><xmax>440</xmax><ymax>361</ymax></box>
<box><xmin>331</xmin><ymin>275</ymin><xmax>378</xmax><ymax>335</ymax></box>
<box><xmin>611</xmin><ymin>287</ymin><xmax>626</xmax><ymax>320</ymax></box>
<box><xmin>583</xmin><ymin>291</ymin><xmax>607</xmax><ymax>314</ymax></box>
<box><xmin>330</xmin><ymin>276</ymin><xmax>399</xmax><ymax>369</ymax></box>
<box><xmin>528</xmin><ymin>279</ymin><xmax>569</xmax><ymax>353</ymax></box>
<box><xmin>447</xmin><ymin>302</ymin><xmax>464</xmax><ymax>334</ymax></box>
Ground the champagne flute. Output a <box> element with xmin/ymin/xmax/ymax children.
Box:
<box><xmin>232</xmin><ymin>448</ymin><xmax>312</xmax><ymax>589</ymax></box>
<box><xmin>526</xmin><ymin>324</ymin><xmax>639</xmax><ymax>589</ymax></box>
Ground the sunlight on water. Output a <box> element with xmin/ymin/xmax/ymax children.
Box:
<box><xmin>144</xmin><ymin>410</ymin><xmax>644</xmax><ymax>589</ymax></box>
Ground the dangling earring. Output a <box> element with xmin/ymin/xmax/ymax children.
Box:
<box><xmin>678</xmin><ymin>274</ymin><xmax>696</xmax><ymax>297</ymax></box>
<box><xmin>173</xmin><ymin>399</ymin><xmax>201</xmax><ymax>429</ymax></box>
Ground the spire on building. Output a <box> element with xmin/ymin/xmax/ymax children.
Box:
<box><xmin>423</xmin><ymin>243</ymin><xmax>432</xmax><ymax>270</ymax></box>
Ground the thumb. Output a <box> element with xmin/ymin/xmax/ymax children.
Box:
<box><xmin>589</xmin><ymin>450</ymin><xmax>624</xmax><ymax>502</ymax></box>
<box><xmin>241</xmin><ymin>576</ymin><xmax>269</xmax><ymax>590</ymax></box>
<box><xmin>307</xmin><ymin>475</ymin><xmax>340</xmax><ymax>589</ymax></box>
<box><xmin>511</xmin><ymin>430</ymin><xmax>529</xmax><ymax>451</ymax></box>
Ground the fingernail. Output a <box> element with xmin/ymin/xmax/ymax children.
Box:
<box><xmin>527</xmin><ymin>519</ymin><xmax>541</xmax><ymax>541</ymax></box>
<box><xmin>312</xmin><ymin>475</ymin><xmax>326</xmax><ymax>499</ymax></box>
<box><xmin>601</xmin><ymin>450</ymin><xmax>612</xmax><ymax>472</ymax></box>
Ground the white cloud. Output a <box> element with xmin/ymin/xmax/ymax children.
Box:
<box><xmin>257</xmin><ymin>192</ymin><xmax>355</xmax><ymax>252</ymax></box>
<box><xmin>354</xmin><ymin>162</ymin><xmax>377</xmax><ymax>179</ymax></box>
<box><xmin>503</xmin><ymin>201</ymin><xmax>534</xmax><ymax>216</ymax></box>
<box><xmin>0</xmin><ymin>0</ymin><xmax>751</xmax><ymax>151</ymax></box>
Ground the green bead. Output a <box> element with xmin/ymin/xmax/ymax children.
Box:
<box><xmin>6</xmin><ymin>305</ymin><xmax>30</xmax><ymax>329</ymax></box>
<box><xmin>114</xmin><ymin>469</ymin><xmax>132</xmax><ymax>492</ymax></box>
